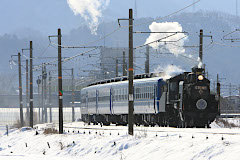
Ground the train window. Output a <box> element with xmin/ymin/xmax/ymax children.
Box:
<box><xmin>121</xmin><ymin>88</ymin><xmax>123</xmax><ymax>100</ymax></box>
<box><xmin>140</xmin><ymin>88</ymin><xmax>143</xmax><ymax>99</ymax></box>
<box><xmin>117</xmin><ymin>89</ymin><xmax>119</xmax><ymax>101</ymax></box>
<box><xmin>170</xmin><ymin>82</ymin><xmax>177</xmax><ymax>92</ymax></box>
<box><xmin>150</xmin><ymin>93</ymin><xmax>154</xmax><ymax>99</ymax></box>
<box><xmin>125</xmin><ymin>88</ymin><xmax>128</xmax><ymax>100</ymax></box>
<box><xmin>118</xmin><ymin>89</ymin><xmax>120</xmax><ymax>101</ymax></box>
<box><xmin>121</xmin><ymin>89</ymin><xmax>124</xmax><ymax>100</ymax></box>
<box><xmin>119</xmin><ymin>89</ymin><xmax>121</xmax><ymax>101</ymax></box>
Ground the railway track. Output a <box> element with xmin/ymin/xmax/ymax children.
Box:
<box><xmin>52</xmin><ymin>123</ymin><xmax>240</xmax><ymax>136</ymax></box>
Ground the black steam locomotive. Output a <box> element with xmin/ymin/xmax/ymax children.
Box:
<box><xmin>165</xmin><ymin>66</ymin><xmax>220</xmax><ymax>127</ymax></box>
<box><xmin>80</xmin><ymin>66</ymin><xmax>220</xmax><ymax>128</ymax></box>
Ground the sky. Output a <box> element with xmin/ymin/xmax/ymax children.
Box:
<box><xmin>0</xmin><ymin>0</ymin><xmax>239</xmax><ymax>35</ymax></box>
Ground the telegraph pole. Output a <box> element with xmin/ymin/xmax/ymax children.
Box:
<box><xmin>49</xmin><ymin>71</ymin><xmax>52</xmax><ymax>123</ymax></box>
<box><xmin>116</xmin><ymin>59</ymin><xmax>118</xmax><ymax>77</ymax></box>
<box><xmin>26</xmin><ymin>59</ymin><xmax>29</xmax><ymax>120</ymax></box>
<box><xmin>217</xmin><ymin>74</ymin><xmax>221</xmax><ymax>112</ymax></box>
<box><xmin>145</xmin><ymin>45</ymin><xmax>149</xmax><ymax>74</ymax></box>
<box><xmin>29</xmin><ymin>41</ymin><xmax>33</xmax><ymax>128</ymax></box>
<box><xmin>37</xmin><ymin>76</ymin><xmax>41</xmax><ymax>123</ymax></box>
<box><xmin>229</xmin><ymin>83</ymin><xmax>232</xmax><ymax>109</ymax></box>
<box><xmin>58</xmin><ymin>28</ymin><xmax>63</xmax><ymax>134</ymax></box>
<box><xmin>128</xmin><ymin>9</ymin><xmax>134</xmax><ymax>135</ymax></box>
<box><xmin>238</xmin><ymin>84</ymin><xmax>240</xmax><ymax>112</ymax></box>
<box><xmin>123</xmin><ymin>51</ymin><xmax>127</xmax><ymax>76</ymax></box>
<box><xmin>199</xmin><ymin>29</ymin><xmax>203</xmax><ymax>63</ymax></box>
<box><xmin>18</xmin><ymin>53</ymin><xmax>24</xmax><ymax>127</ymax></box>
<box><xmin>41</xmin><ymin>65</ymin><xmax>44</xmax><ymax>123</ymax></box>
<box><xmin>71</xmin><ymin>68</ymin><xmax>75</xmax><ymax>122</ymax></box>
<box><xmin>43</xmin><ymin>65</ymin><xmax>47</xmax><ymax>123</ymax></box>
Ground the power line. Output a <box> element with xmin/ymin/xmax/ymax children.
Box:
<box><xmin>49</xmin><ymin>0</ymin><xmax>201</xmax><ymax>48</ymax></box>
<box><xmin>212</xmin><ymin>41</ymin><xmax>240</xmax><ymax>47</ymax></box>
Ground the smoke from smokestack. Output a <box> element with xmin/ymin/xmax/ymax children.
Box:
<box><xmin>145</xmin><ymin>22</ymin><xmax>187</xmax><ymax>56</ymax></box>
<box><xmin>67</xmin><ymin>0</ymin><xmax>110</xmax><ymax>35</ymax></box>
<box><xmin>154</xmin><ymin>64</ymin><xmax>185</xmax><ymax>80</ymax></box>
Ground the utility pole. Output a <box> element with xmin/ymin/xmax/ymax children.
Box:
<box><xmin>41</xmin><ymin>65</ymin><xmax>44</xmax><ymax>123</ymax></box>
<box><xmin>217</xmin><ymin>74</ymin><xmax>221</xmax><ymax>112</ymax></box>
<box><xmin>116</xmin><ymin>59</ymin><xmax>118</xmax><ymax>77</ymax></box>
<box><xmin>238</xmin><ymin>84</ymin><xmax>240</xmax><ymax>112</ymax></box>
<box><xmin>49</xmin><ymin>71</ymin><xmax>52</xmax><ymax>123</ymax></box>
<box><xmin>71</xmin><ymin>68</ymin><xmax>75</xmax><ymax>122</ymax></box>
<box><xmin>123</xmin><ymin>51</ymin><xmax>127</xmax><ymax>76</ymax></box>
<box><xmin>37</xmin><ymin>76</ymin><xmax>41</xmax><ymax>123</ymax></box>
<box><xmin>145</xmin><ymin>45</ymin><xmax>150</xmax><ymax>74</ymax></box>
<box><xmin>199</xmin><ymin>29</ymin><xmax>203</xmax><ymax>64</ymax></box>
<box><xmin>26</xmin><ymin>59</ymin><xmax>29</xmax><ymax>120</ymax></box>
<box><xmin>43</xmin><ymin>64</ymin><xmax>47</xmax><ymax>123</ymax></box>
<box><xmin>128</xmin><ymin>9</ymin><xmax>134</xmax><ymax>135</ymax></box>
<box><xmin>58</xmin><ymin>28</ymin><xmax>63</xmax><ymax>134</ymax></box>
<box><xmin>29</xmin><ymin>41</ymin><xmax>33</xmax><ymax>128</ymax></box>
<box><xmin>18</xmin><ymin>52</ymin><xmax>24</xmax><ymax>127</ymax></box>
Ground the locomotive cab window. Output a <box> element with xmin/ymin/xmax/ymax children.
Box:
<box><xmin>170</xmin><ymin>82</ymin><xmax>177</xmax><ymax>92</ymax></box>
<box><xmin>169</xmin><ymin>81</ymin><xmax>178</xmax><ymax>100</ymax></box>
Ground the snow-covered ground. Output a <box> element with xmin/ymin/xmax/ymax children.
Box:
<box><xmin>1</xmin><ymin>120</ymin><xmax>240</xmax><ymax>160</ymax></box>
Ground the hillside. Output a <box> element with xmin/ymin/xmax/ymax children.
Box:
<box><xmin>1</xmin><ymin>11</ymin><xmax>240</xmax><ymax>94</ymax></box>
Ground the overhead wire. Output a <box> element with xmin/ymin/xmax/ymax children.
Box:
<box><xmin>48</xmin><ymin>0</ymin><xmax>201</xmax><ymax>48</ymax></box>
<box><xmin>212</xmin><ymin>41</ymin><xmax>240</xmax><ymax>47</ymax></box>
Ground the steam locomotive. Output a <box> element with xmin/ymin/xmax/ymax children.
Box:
<box><xmin>80</xmin><ymin>66</ymin><xmax>220</xmax><ymax>128</ymax></box>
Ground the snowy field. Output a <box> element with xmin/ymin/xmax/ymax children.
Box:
<box><xmin>0</xmin><ymin>120</ymin><xmax>240</xmax><ymax>160</ymax></box>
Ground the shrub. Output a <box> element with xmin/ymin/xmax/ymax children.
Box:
<box><xmin>43</xmin><ymin>128</ymin><xmax>58</xmax><ymax>134</ymax></box>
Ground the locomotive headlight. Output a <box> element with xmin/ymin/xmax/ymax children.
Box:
<box><xmin>198</xmin><ymin>75</ymin><xmax>204</xmax><ymax>81</ymax></box>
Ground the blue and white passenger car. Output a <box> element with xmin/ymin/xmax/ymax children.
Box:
<box><xmin>80</xmin><ymin>76</ymin><xmax>167</xmax><ymax>125</ymax></box>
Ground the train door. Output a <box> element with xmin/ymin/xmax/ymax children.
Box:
<box><xmin>157</xmin><ymin>80</ymin><xmax>166</xmax><ymax>113</ymax></box>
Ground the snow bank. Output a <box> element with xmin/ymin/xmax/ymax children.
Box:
<box><xmin>1</xmin><ymin>122</ymin><xmax>240</xmax><ymax>160</ymax></box>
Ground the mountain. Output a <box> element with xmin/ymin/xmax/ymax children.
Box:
<box><xmin>0</xmin><ymin>0</ymin><xmax>238</xmax><ymax>35</ymax></box>
<box><xmin>1</xmin><ymin>11</ymin><xmax>240</xmax><ymax>94</ymax></box>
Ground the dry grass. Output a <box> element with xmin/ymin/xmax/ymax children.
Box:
<box><xmin>43</xmin><ymin>128</ymin><xmax>58</xmax><ymax>134</ymax></box>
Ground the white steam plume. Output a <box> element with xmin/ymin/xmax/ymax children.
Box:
<box><xmin>197</xmin><ymin>57</ymin><xmax>203</xmax><ymax>68</ymax></box>
<box><xmin>154</xmin><ymin>64</ymin><xmax>185</xmax><ymax>80</ymax></box>
<box><xmin>145</xmin><ymin>22</ymin><xmax>187</xmax><ymax>56</ymax></box>
<box><xmin>67</xmin><ymin>0</ymin><xmax>110</xmax><ymax>35</ymax></box>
